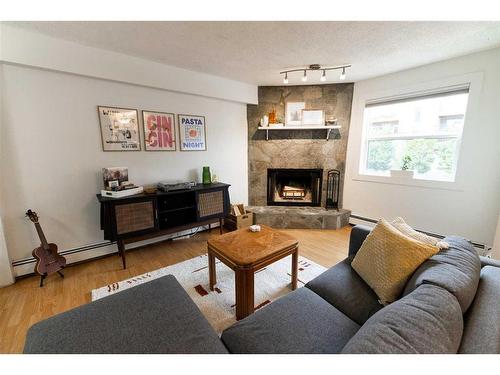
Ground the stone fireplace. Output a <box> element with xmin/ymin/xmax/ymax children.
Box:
<box><xmin>248</xmin><ymin>83</ymin><xmax>354</xmax><ymax>209</ymax></box>
<box><xmin>267</xmin><ymin>168</ymin><xmax>322</xmax><ymax>206</ymax></box>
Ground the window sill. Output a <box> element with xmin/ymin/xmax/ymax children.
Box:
<box><xmin>352</xmin><ymin>173</ymin><xmax>464</xmax><ymax>191</ymax></box>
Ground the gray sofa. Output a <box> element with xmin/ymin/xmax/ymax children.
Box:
<box><xmin>24</xmin><ymin>275</ymin><xmax>229</xmax><ymax>354</ymax></box>
<box><xmin>24</xmin><ymin>225</ymin><xmax>500</xmax><ymax>354</ymax></box>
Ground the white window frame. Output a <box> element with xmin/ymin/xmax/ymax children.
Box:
<box><xmin>349</xmin><ymin>72</ymin><xmax>483</xmax><ymax>191</ymax></box>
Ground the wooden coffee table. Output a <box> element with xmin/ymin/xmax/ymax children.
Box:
<box><xmin>207</xmin><ymin>224</ymin><xmax>299</xmax><ymax>320</ymax></box>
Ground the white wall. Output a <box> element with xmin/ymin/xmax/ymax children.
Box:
<box><xmin>492</xmin><ymin>214</ymin><xmax>500</xmax><ymax>259</ymax></box>
<box><xmin>344</xmin><ymin>48</ymin><xmax>500</xmax><ymax>248</ymax></box>
<box><xmin>0</xmin><ymin>217</ymin><xmax>14</xmax><ymax>286</ymax></box>
<box><xmin>0</xmin><ymin>25</ymin><xmax>255</xmax><ymax>277</ymax></box>
<box><xmin>0</xmin><ymin>64</ymin><xmax>249</xmax><ymax>275</ymax></box>
<box><xmin>0</xmin><ymin>61</ymin><xmax>15</xmax><ymax>286</ymax></box>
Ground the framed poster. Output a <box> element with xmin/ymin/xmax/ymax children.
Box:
<box><xmin>178</xmin><ymin>114</ymin><xmax>207</xmax><ymax>151</ymax></box>
<box><xmin>302</xmin><ymin>109</ymin><xmax>325</xmax><ymax>126</ymax></box>
<box><xmin>98</xmin><ymin>106</ymin><xmax>140</xmax><ymax>151</ymax></box>
<box><xmin>142</xmin><ymin>110</ymin><xmax>176</xmax><ymax>151</ymax></box>
<box><xmin>285</xmin><ymin>102</ymin><xmax>305</xmax><ymax>126</ymax></box>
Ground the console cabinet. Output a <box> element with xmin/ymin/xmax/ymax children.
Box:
<box><xmin>97</xmin><ymin>183</ymin><xmax>230</xmax><ymax>269</ymax></box>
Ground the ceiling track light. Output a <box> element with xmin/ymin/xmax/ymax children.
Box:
<box><xmin>280</xmin><ymin>64</ymin><xmax>350</xmax><ymax>84</ymax></box>
<box><xmin>320</xmin><ymin>69</ymin><xmax>326</xmax><ymax>82</ymax></box>
<box><xmin>339</xmin><ymin>67</ymin><xmax>346</xmax><ymax>81</ymax></box>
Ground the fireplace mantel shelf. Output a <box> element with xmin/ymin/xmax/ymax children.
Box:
<box><xmin>257</xmin><ymin>125</ymin><xmax>341</xmax><ymax>141</ymax></box>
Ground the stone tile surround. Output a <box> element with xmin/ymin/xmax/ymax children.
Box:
<box><xmin>248</xmin><ymin>206</ymin><xmax>351</xmax><ymax>230</ymax></box>
<box><xmin>247</xmin><ymin>84</ymin><xmax>354</xmax><ymax>209</ymax></box>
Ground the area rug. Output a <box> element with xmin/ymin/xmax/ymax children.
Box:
<box><xmin>91</xmin><ymin>253</ymin><xmax>326</xmax><ymax>333</ymax></box>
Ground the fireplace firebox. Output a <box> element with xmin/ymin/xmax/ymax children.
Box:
<box><xmin>267</xmin><ymin>169</ymin><xmax>323</xmax><ymax>207</ymax></box>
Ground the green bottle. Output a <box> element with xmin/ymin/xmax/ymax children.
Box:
<box><xmin>202</xmin><ymin>166</ymin><xmax>211</xmax><ymax>184</ymax></box>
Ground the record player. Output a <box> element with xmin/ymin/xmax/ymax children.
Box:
<box><xmin>157</xmin><ymin>180</ymin><xmax>197</xmax><ymax>192</ymax></box>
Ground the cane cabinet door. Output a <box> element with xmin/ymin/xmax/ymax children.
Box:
<box><xmin>112</xmin><ymin>197</ymin><xmax>158</xmax><ymax>239</ymax></box>
<box><xmin>196</xmin><ymin>188</ymin><xmax>228</xmax><ymax>221</ymax></box>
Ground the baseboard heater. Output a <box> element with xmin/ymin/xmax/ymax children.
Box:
<box><xmin>11</xmin><ymin>240</ymin><xmax>116</xmax><ymax>268</ymax></box>
<box><xmin>12</xmin><ymin>223</ymin><xmax>216</xmax><ymax>271</ymax></box>
<box><xmin>349</xmin><ymin>214</ymin><xmax>486</xmax><ymax>250</ymax></box>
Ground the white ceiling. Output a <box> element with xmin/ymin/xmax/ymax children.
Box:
<box><xmin>7</xmin><ymin>21</ymin><xmax>500</xmax><ymax>85</ymax></box>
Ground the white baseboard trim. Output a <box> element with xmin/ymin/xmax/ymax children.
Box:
<box><xmin>349</xmin><ymin>214</ymin><xmax>489</xmax><ymax>256</ymax></box>
<box><xmin>349</xmin><ymin>216</ymin><xmax>376</xmax><ymax>227</ymax></box>
<box><xmin>12</xmin><ymin>223</ymin><xmax>218</xmax><ymax>277</ymax></box>
<box><xmin>13</xmin><ymin>244</ymin><xmax>117</xmax><ymax>277</ymax></box>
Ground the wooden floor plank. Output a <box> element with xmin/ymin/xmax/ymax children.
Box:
<box><xmin>0</xmin><ymin>226</ymin><xmax>351</xmax><ymax>353</ymax></box>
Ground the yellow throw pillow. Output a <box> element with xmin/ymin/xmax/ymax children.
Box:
<box><xmin>391</xmin><ymin>217</ymin><xmax>449</xmax><ymax>249</ymax></box>
<box><xmin>352</xmin><ymin>219</ymin><xmax>439</xmax><ymax>305</ymax></box>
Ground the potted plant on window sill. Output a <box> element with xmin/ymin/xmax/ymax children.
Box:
<box><xmin>390</xmin><ymin>155</ymin><xmax>414</xmax><ymax>179</ymax></box>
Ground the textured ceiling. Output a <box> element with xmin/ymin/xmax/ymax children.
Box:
<box><xmin>7</xmin><ymin>21</ymin><xmax>500</xmax><ymax>85</ymax></box>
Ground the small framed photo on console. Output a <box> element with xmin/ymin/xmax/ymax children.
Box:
<box><xmin>102</xmin><ymin>167</ymin><xmax>129</xmax><ymax>188</ymax></box>
<box><xmin>98</xmin><ymin>106</ymin><xmax>141</xmax><ymax>151</ymax></box>
<box><xmin>178</xmin><ymin>114</ymin><xmax>207</xmax><ymax>151</ymax></box>
<box><xmin>142</xmin><ymin>110</ymin><xmax>176</xmax><ymax>151</ymax></box>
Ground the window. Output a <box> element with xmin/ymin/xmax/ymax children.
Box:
<box><xmin>360</xmin><ymin>86</ymin><xmax>469</xmax><ymax>182</ymax></box>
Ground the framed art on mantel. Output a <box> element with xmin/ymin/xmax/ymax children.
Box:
<box><xmin>178</xmin><ymin>114</ymin><xmax>207</xmax><ymax>151</ymax></box>
<box><xmin>302</xmin><ymin>109</ymin><xmax>325</xmax><ymax>126</ymax></box>
<box><xmin>142</xmin><ymin>110</ymin><xmax>176</xmax><ymax>151</ymax></box>
<box><xmin>98</xmin><ymin>106</ymin><xmax>141</xmax><ymax>151</ymax></box>
<box><xmin>285</xmin><ymin>102</ymin><xmax>305</xmax><ymax>126</ymax></box>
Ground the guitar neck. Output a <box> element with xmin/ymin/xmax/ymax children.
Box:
<box><xmin>34</xmin><ymin>222</ymin><xmax>49</xmax><ymax>249</ymax></box>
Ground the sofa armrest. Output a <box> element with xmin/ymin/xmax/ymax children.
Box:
<box><xmin>348</xmin><ymin>225</ymin><xmax>372</xmax><ymax>258</ymax></box>
<box><xmin>479</xmin><ymin>256</ymin><xmax>500</xmax><ymax>269</ymax></box>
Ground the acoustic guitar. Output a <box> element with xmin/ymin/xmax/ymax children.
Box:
<box><xmin>26</xmin><ymin>209</ymin><xmax>66</xmax><ymax>287</ymax></box>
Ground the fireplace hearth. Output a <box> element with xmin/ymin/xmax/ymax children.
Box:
<box><xmin>267</xmin><ymin>169</ymin><xmax>323</xmax><ymax>207</ymax></box>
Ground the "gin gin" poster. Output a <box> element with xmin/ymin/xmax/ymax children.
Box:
<box><xmin>142</xmin><ymin>111</ymin><xmax>176</xmax><ymax>151</ymax></box>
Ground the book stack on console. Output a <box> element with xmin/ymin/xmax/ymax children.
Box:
<box><xmin>224</xmin><ymin>204</ymin><xmax>254</xmax><ymax>231</ymax></box>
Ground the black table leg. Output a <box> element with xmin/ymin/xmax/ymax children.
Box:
<box><xmin>117</xmin><ymin>240</ymin><xmax>127</xmax><ymax>269</ymax></box>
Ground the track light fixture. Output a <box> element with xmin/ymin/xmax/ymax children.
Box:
<box><xmin>280</xmin><ymin>64</ymin><xmax>350</xmax><ymax>84</ymax></box>
<box><xmin>339</xmin><ymin>67</ymin><xmax>346</xmax><ymax>81</ymax></box>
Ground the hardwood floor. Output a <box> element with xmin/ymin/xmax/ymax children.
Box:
<box><xmin>0</xmin><ymin>226</ymin><xmax>351</xmax><ymax>353</ymax></box>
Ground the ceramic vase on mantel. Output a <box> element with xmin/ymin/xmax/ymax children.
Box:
<box><xmin>261</xmin><ymin>115</ymin><xmax>269</xmax><ymax>127</ymax></box>
<box><xmin>202</xmin><ymin>166</ymin><xmax>212</xmax><ymax>185</ymax></box>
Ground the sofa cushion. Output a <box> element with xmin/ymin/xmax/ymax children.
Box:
<box><xmin>341</xmin><ymin>284</ymin><xmax>463</xmax><ymax>354</ymax></box>
<box><xmin>221</xmin><ymin>287</ymin><xmax>360</xmax><ymax>354</ymax></box>
<box><xmin>403</xmin><ymin>235</ymin><xmax>480</xmax><ymax>313</ymax></box>
<box><xmin>352</xmin><ymin>218</ymin><xmax>439</xmax><ymax>305</ymax></box>
<box><xmin>459</xmin><ymin>266</ymin><xmax>500</xmax><ymax>353</ymax></box>
<box><xmin>24</xmin><ymin>275</ymin><xmax>228</xmax><ymax>354</ymax></box>
<box><xmin>305</xmin><ymin>258</ymin><xmax>382</xmax><ymax>325</ymax></box>
<box><xmin>348</xmin><ymin>225</ymin><xmax>372</xmax><ymax>257</ymax></box>
<box><xmin>479</xmin><ymin>256</ymin><xmax>500</xmax><ymax>268</ymax></box>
